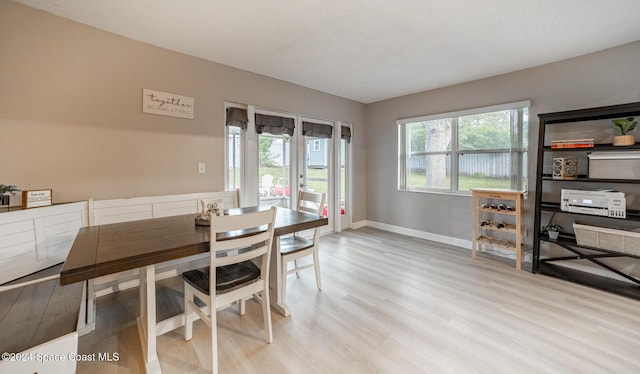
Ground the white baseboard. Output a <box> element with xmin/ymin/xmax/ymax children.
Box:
<box><xmin>351</xmin><ymin>220</ymin><xmax>367</xmax><ymax>229</ymax></box>
<box><xmin>364</xmin><ymin>220</ymin><xmax>472</xmax><ymax>250</ymax></box>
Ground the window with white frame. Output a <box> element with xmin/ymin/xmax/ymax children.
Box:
<box><xmin>226</xmin><ymin>125</ymin><xmax>242</xmax><ymax>190</ymax></box>
<box><xmin>398</xmin><ymin>101</ymin><xmax>529</xmax><ymax>193</ymax></box>
<box><xmin>225</xmin><ymin>106</ymin><xmax>248</xmax><ymax>191</ymax></box>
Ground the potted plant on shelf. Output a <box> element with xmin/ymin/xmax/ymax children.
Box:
<box><xmin>612</xmin><ymin>117</ymin><xmax>637</xmax><ymax>146</ymax></box>
<box><xmin>0</xmin><ymin>184</ymin><xmax>20</xmax><ymax>207</ymax></box>
<box><xmin>540</xmin><ymin>223</ymin><xmax>562</xmax><ymax>240</ymax></box>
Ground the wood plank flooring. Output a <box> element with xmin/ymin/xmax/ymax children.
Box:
<box><xmin>77</xmin><ymin>227</ymin><xmax>640</xmax><ymax>373</ymax></box>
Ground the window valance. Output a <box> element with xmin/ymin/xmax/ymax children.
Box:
<box><xmin>225</xmin><ymin>107</ymin><xmax>248</xmax><ymax>129</ymax></box>
<box><xmin>341</xmin><ymin>126</ymin><xmax>351</xmax><ymax>143</ymax></box>
<box><xmin>302</xmin><ymin>121</ymin><xmax>333</xmax><ymax>139</ymax></box>
<box><xmin>255</xmin><ymin>113</ymin><xmax>295</xmax><ymax>136</ymax></box>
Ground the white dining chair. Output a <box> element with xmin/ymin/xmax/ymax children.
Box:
<box><xmin>280</xmin><ymin>191</ymin><xmax>325</xmax><ymax>300</ymax></box>
<box><xmin>182</xmin><ymin>206</ymin><xmax>277</xmax><ymax>374</ymax></box>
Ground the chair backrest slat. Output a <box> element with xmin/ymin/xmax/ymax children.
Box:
<box><xmin>209</xmin><ymin>207</ymin><xmax>277</xmax><ymax>269</ymax></box>
<box><xmin>297</xmin><ymin>191</ymin><xmax>325</xmax><ymax>216</ymax></box>
<box><xmin>215</xmin><ymin>246</ymin><xmax>269</xmax><ymax>267</ymax></box>
<box><xmin>213</xmin><ymin>230</ymin><xmax>271</xmax><ymax>253</ymax></box>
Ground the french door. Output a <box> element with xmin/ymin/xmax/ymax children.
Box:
<box><xmin>298</xmin><ymin>118</ymin><xmax>334</xmax><ymax>234</ymax></box>
<box><xmin>226</xmin><ymin>105</ymin><xmax>352</xmax><ymax>233</ymax></box>
<box><xmin>338</xmin><ymin>123</ymin><xmax>352</xmax><ymax>231</ymax></box>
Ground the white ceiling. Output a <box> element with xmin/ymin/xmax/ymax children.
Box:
<box><xmin>12</xmin><ymin>0</ymin><xmax>640</xmax><ymax>104</ymax></box>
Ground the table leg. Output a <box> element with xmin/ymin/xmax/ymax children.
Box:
<box><xmin>78</xmin><ymin>280</ymin><xmax>96</xmax><ymax>336</ymax></box>
<box><xmin>269</xmin><ymin>236</ymin><xmax>291</xmax><ymax>316</ymax></box>
<box><xmin>138</xmin><ymin>265</ymin><xmax>161</xmax><ymax>374</ymax></box>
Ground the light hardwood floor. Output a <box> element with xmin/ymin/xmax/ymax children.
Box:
<box><xmin>77</xmin><ymin>227</ymin><xmax>640</xmax><ymax>373</ymax></box>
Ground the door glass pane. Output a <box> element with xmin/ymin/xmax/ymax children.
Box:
<box><xmin>259</xmin><ymin>133</ymin><xmax>290</xmax><ymax>208</ymax></box>
<box><xmin>305</xmin><ymin>137</ymin><xmax>330</xmax><ymax>216</ymax></box>
<box><xmin>340</xmin><ymin>138</ymin><xmax>347</xmax><ymax>216</ymax></box>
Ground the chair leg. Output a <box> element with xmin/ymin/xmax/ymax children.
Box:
<box><xmin>293</xmin><ymin>260</ymin><xmax>300</xmax><ymax>278</ymax></box>
<box><xmin>239</xmin><ymin>298</ymin><xmax>246</xmax><ymax>315</ymax></box>
<box><xmin>313</xmin><ymin>249</ymin><xmax>322</xmax><ymax>290</ymax></box>
<box><xmin>261</xmin><ymin>289</ymin><xmax>273</xmax><ymax>343</ymax></box>
<box><xmin>294</xmin><ymin>259</ymin><xmax>301</xmax><ymax>277</ymax></box>
<box><xmin>184</xmin><ymin>286</ymin><xmax>194</xmax><ymax>341</ymax></box>
<box><xmin>211</xmin><ymin>300</ymin><xmax>219</xmax><ymax>374</ymax></box>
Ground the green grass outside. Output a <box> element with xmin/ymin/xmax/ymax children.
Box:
<box><xmin>232</xmin><ymin>167</ymin><xmax>521</xmax><ymax>195</ymax></box>
<box><xmin>408</xmin><ymin>172</ymin><xmax>511</xmax><ymax>191</ymax></box>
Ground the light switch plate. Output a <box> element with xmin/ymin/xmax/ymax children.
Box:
<box><xmin>198</xmin><ymin>163</ymin><xmax>206</xmax><ymax>174</ymax></box>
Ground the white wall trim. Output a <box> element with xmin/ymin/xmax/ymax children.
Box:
<box><xmin>351</xmin><ymin>220</ymin><xmax>367</xmax><ymax>229</ymax></box>
<box><xmin>365</xmin><ymin>220</ymin><xmax>472</xmax><ymax>250</ymax></box>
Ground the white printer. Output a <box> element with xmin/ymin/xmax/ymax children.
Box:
<box><xmin>560</xmin><ymin>189</ymin><xmax>626</xmax><ymax>218</ymax></box>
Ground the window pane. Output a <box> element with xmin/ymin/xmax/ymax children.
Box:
<box><xmin>457</xmin><ymin>152</ymin><xmax>511</xmax><ymax>191</ymax></box>
<box><xmin>521</xmin><ymin>151</ymin><xmax>528</xmax><ymax>191</ymax></box>
<box><xmin>340</xmin><ymin>138</ymin><xmax>346</xmax><ymax>216</ymax></box>
<box><xmin>459</xmin><ymin>110</ymin><xmax>511</xmax><ymax>150</ymax></box>
<box><xmin>407</xmin><ymin>154</ymin><xmax>451</xmax><ymax>190</ymax></box>
<box><xmin>522</xmin><ymin>108</ymin><xmax>529</xmax><ymax>148</ymax></box>
<box><xmin>408</xmin><ymin>122</ymin><xmax>425</xmax><ymax>153</ymax></box>
<box><xmin>226</xmin><ymin>126</ymin><xmax>241</xmax><ymax>190</ymax></box>
<box><xmin>408</xmin><ymin>119</ymin><xmax>452</xmax><ymax>153</ymax></box>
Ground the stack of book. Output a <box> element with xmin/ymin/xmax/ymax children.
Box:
<box><xmin>551</xmin><ymin>138</ymin><xmax>594</xmax><ymax>149</ymax></box>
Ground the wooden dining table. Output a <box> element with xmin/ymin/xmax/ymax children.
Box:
<box><xmin>60</xmin><ymin>205</ymin><xmax>327</xmax><ymax>374</ymax></box>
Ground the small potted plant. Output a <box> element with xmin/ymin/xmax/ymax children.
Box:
<box><xmin>612</xmin><ymin>117</ymin><xmax>637</xmax><ymax>146</ymax></box>
<box><xmin>540</xmin><ymin>223</ymin><xmax>562</xmax><ymax>240</ymax></box>
<box><xmin>0</xmin><ymin>184</ymin><xmax>20</xmax><ymax>207</ymax></box>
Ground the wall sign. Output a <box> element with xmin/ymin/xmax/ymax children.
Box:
<box><xmin>143</xmin><ymin>89</ymin><xmax>194</xmax><ymax>119</ymax></box>
<box><xmin>22</xmin><ymin>189</ymin><xmax>52</xmax><ymax>209</ymax></box>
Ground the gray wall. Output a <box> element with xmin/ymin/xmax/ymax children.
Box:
<box><xmin>0</xmin><ymin>2</ymin><xmax>367</xmax><ymax>222</ymax></box>
<box><xmin>366</xmin><ymin>41</ymin><xmax>640</xmax><ymax>245</ymax></box>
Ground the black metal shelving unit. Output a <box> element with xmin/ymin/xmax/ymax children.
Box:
<box><xmin>534</xmin><ymin>102</ymin><xmax>640</xmax><ymax>300</ymax></box>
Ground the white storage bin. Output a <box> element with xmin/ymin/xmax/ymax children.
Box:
<box><xmin>573</xmin><ymin>222</ymin><xmax>640</xmax><ymax>256</ymax></box>
<box><xmin>588</xmin><ymin>152</ymin><xmax>640</xmax><ymax>179</ymax></box>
